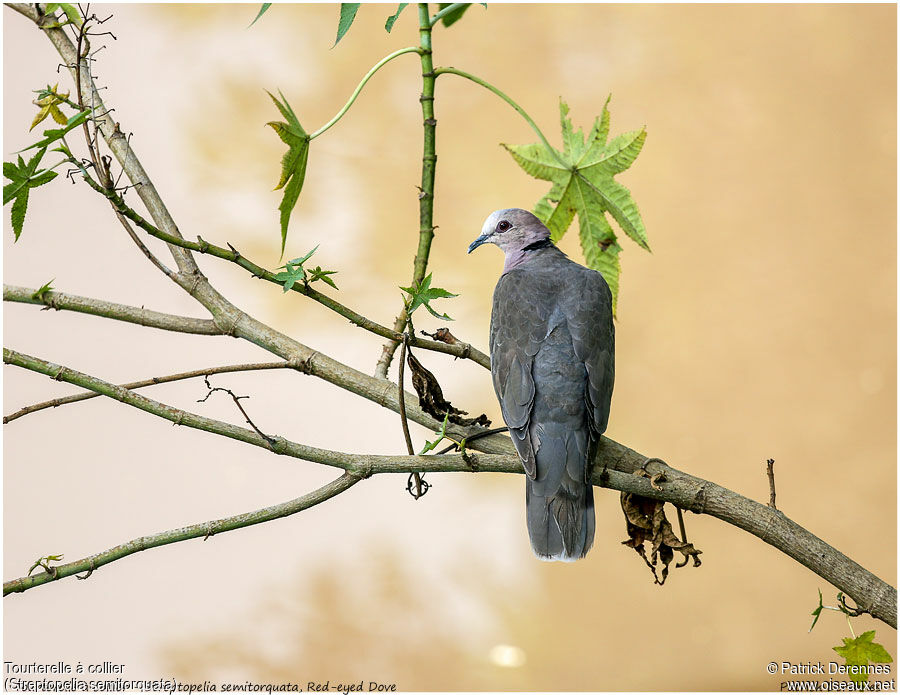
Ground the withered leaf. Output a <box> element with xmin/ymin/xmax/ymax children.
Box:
<box><xmin>621</xmin><ymin>473</ymin><xmax>701</xmax><ymax>585</ymax></box>
<box><xmin>406</xmin><ymin>350</ymin><xmax>490</xmax><ymax>428</ymax></box>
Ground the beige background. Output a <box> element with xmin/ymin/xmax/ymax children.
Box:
<box><xmin>3</xmin><ymin>3</ymin><xmax>896</xmax><ymax>691</ymax></box>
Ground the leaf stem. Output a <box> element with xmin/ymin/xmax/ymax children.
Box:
<box><xmin>433</xmin><ymin>65</ymin><xmax>565</xmax><ymax>167</ymax></box>
<box><xmin>309</xmin><ymin>46</ymin><xmax>422</xmax><ymax>140</ymax></box>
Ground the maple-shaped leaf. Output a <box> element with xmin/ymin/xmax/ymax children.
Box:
<box><xmin>833</xmin><ymin>630</ymin><xmax>893</xmax><ymax>684</ymax></box>
<box><xmin>30</xmin><ymin>84</ymin><xmax>70</xmax><ymax>131</ymax></box>
<box><xmin>3</xmin><ymin>148</ymin><xmax>58</xmax><ymax>241</ymax></box>
<box><xmin>273</xmin><ymin>245</ymin><xmax>339</xmax><ymax>292</ymax></box>
<box><xmin>266</xmin><ymin>90</ymin><xmax>310</xmax><ymax>256</ymax></box>
<box><xmin>503</xmin><ymin>96</ymin><xmax>647</xmax><ymax>315</ymax></box>
<box><xmin>400</xmin><ymin>273</ymin><xmax>458</xmax><ymax>321</ymax></box>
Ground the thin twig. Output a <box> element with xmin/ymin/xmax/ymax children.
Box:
<box><xmin>766</xmin><ymin>458</ymin><xmax>777</xmax><ymax>509</ymax></box>
<box><xmin>398</xmin><ymin>334</ymin><xmax>425</xmax><ymax>498</ymax></box>
<box><xmin>4</xmin><ymin>361</ymin><xmax>287</xmax><ymax>424</ymax></box>
<box><xmin>198</xmin><ymin>375</ymin><xmax>276</xmax><ymax>449</ymax></box>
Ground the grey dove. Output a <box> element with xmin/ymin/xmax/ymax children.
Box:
<box><xmin>468</xmin><ymin>208</ymin><xmax>615</xmax><ymax>561</ymax></box>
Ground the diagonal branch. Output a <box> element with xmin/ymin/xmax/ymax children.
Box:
<box><xmin>74</xmin><ymin>169</ymin><xmax>489</xmax><ymax>369</ymax></box>
<box><xmin>3</xmin><ymin>472</ymin><xmax>360</xmax><ymax>595</ymax></box>
<box><xmin>4</xmin><ymin>361</ymin><xmax>288</xmax><ymax>424</ymax></box>
<box><xmin>4</xmin><ymin>284</ymin><xmax>223</xmax><ymax>335</ymax></box>
<box><xmin>7</xmin><ymin>2</ymin><xmax>201</xmax><ymax>277</ymax></box>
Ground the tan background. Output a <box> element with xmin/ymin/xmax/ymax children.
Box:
<box><xmin>3</xmin><ymin>3</ymin><xmax>896</xmax><ymax>691</ymax></box>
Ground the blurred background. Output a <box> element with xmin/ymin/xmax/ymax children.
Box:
<box><xmin>3</xmin><ymin>3</ymin><xmax>896</xmax><ymax>691</ymax></box>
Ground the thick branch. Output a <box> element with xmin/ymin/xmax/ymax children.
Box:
<box><xmin>4</xmin><ymin>284</ymin><xmax>223</xmax><ymax>335</ymax></box>
<box><xmin>3</xmin><ymin>473</ymin><xmax>359</xmax><ymax>595</ymax></box>
<box><xmin>4</xmin><ymin>347</ymin><xmax>896</xmax><ymax>628</ymax></box>
<box><xmin>4</xmin><ymin>361</ymin><xmax>288</xmax><ymax>423</ymax></box>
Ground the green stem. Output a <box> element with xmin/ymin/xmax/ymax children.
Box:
<box><xmin>429</xmin><ymin>2</ymin><xmax>466</xmax><ymax>26</ymax></box>
<box><xmin>433</xmin><ymin>65</ymin><xmax>566</xmax><ymax>168</ymax></box>
<box><xmin>373</xmin><ymin>4</ymin><xmax>439</xmax><ymax>378</ymax></box>
<box><xmin>309</xmin><ymin>46</ymin><xmax>421</xmax><ymax>140</ymax></box>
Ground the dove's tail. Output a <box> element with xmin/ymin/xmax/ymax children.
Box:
<box><xmin>525</xmin><ymin>423</ymin><xmax>595</xmax><ymax>561</ymax></box>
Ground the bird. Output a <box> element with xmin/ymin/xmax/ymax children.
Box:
<box><xmin>468</xmin><ymin>208</ymin><xmax>615</xmax><ymax>561</ymax></box>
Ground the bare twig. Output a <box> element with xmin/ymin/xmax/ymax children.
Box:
<box><xmin>4</xmin><ymin>361</ymin><xmax>287</xmax><ymax>424</ymax></box>
<box><xmin>198</xmin><ymin>375</ymin><xmax>276</xmax><ymax>449</ymax></box>
<box><xmin>398</xmin><ymin>334</ymin><xmax>426</xmax><ymax>498</ymax></box>
<box><xmin>766</xmin><ymin>458</ymin><xmax>777</xmax><ymax>509</ymax></box>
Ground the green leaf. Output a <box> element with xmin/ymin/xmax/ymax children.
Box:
<box><xmin>4</xmin><ymin>147</ymin><xmax>58</xmax><ymax>241</ymax></box>
<box><xmin>20</xmin><ymin>109</ymin><xmax>90</xmax><ymax>152</ymax></box>
<box><xmin>437</xmin><ymin>3</ymin><xmax>480</xmax><ymax>27</ymax></box>
<box><xmin>308</xmin><ymin>265</ymin><xmax>339</xmax><ymax>290</ymax></box>
<box><xmin>265</xmin><ymin>90</ymin><xmax>310</xmax><ymax>255</ymax></box>
<box><xmin>400</xmin><ymin>273</ymin><xmax>459</xmax><ymax>321</ymax></box>
<box><xmin>809</xmin><ymin>589</ymin><xmax>825</xmax><ymax>632</ymax></box>
<box><xmin>249</xmin><ymin>3</ymin><xmax>272</xmax><ymax>27</ymax></box>
<box><xmin>385</xmin><ymin>3</ymin><xmax>408</xmax><ymax>32</ymax></box>
<box><xmin>274</xmin><ymin>246</ymin><xmax>338</xmax><ymax>292</ymax></box>
<box><xmin>418</xmin><ymin>413</ymin><xmax>450</xmax><ymax>455</ymax></box>
<box><xmin>334</xmin><ymin>3</ymin><xmax>361</xmax><ymax>47</ymax></box>
<box><xmin>30</xmin><ymin>279</ymin><xmax>55</xmax><ymax>301</ymax></box>
<box><xmin>502</xmin><ymin>96</ymin><xmax>648</xmax><ymax>313</ymax></box>
<box><xmin>833</xmin><ymin>631</ymin><xmax>893</xmax><ymax>684</ymax></box>
<box><xmin>58</xmin><ymin>4</ymin><xmax>82</xmax><ymax>26</ymax></box>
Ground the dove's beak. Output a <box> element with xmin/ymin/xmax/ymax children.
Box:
<box><xmin>467</xmin><ymin>232</ymin><xmax>492</xmax><ymax>254</ymax></box>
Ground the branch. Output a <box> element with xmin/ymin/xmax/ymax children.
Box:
<box><xmin>4</xmin><ymin>361</ymin><xmax>288</xmax><ymax>424</ymax></box>
<box><xmin>3</xmin><ymin>472</ymin><xmax>360</xmax><ymax>595</ymax></box>
<box><xmin>4</xmin><ymin>284</ymin><xmax>223</xmax><ymax>335</ymax></box>
<box><xmin>9</xmin><ymin>4</ymin><xmax>493</xmax><ymax>449</ymax></box>
<box><xmin>4</xmin><ymin>347</ymin><xmax>896</xmax><ymax>628</ymax></box>
<box><xmin>74</xmin><ymin>170</ymin><xmax>490</xmax><ymax>369</ymax></box>
<box><xmin>7</xmin><ymin>3</ymin><xmax>202</xmax><ymax>277</ymax></box>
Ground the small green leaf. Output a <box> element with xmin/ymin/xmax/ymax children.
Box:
<box><xmin>334</xmin><ymin>3</ymin><xmax>361</xmax><ymax>47</ymax></box>
<box><xmin>418</xmin><ymin>413</ymin><xmax>450</xmax><ymax>455</ymax></box>
<box><xmin>249</xmin><ymin>3</ymin><xmax>272</xmax><ymax>27</ymax></box>
<box><xmin>30</xmin><ymin>279</ymin><xmax>55</xmax><ymax>301</ymax></box>
<box><xmin>833</xmin><ymin>631</ymin><xmax>893</xmax><ymax>684</ymax></box>
<box><xmin>265</xmin><ymin>90</ymin><xmax>310</xmax><ymax>255</ymax></box>
<box><xmin>809</xmin><ymin>588</ymin><xmax>825</xmax><ymax>632</ymax></box>
<box><xmin>401</xmin><ymin>273</ymin><xmax>459</xmax><ymax>321</ymax></box>
<box><xmin>274</xmin><ymin>246</ymin><xmax>338</xmax><ymax>292</ymax></box>
<box><xmin>384</xmin><ymin>3</ymin><xmax>408</xmax><ymax>32</ymax></box>
<box><xmin>308</xmin><ymin>266</ymin><xmax>339</xmax><ymax>290</ymax></box>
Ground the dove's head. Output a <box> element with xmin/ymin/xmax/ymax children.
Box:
<box><xmin>467</xmin><ymin>208</ymin><xmax>551</xmax><ymax>256</ymax></box>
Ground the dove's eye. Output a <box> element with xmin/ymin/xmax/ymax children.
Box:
<box><xmin>497</xmin><ymin>220</ymin><xmax>511</xmax><ymax>232</ymax></box>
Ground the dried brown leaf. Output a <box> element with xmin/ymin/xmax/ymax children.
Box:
<box><xmin>406</xmin><ymin>351</ymin><xmax>490</xmax><ymax>428</ymax></box>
